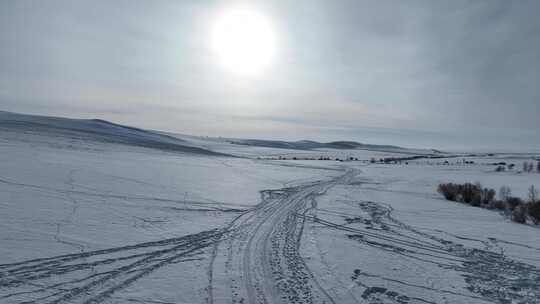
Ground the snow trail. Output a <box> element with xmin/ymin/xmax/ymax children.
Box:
<box><xmin>209</xmin><ymin>169</ymin><xmax>356</xmax><ymax>304</ymax></box>
<box><xmin>0</xmin><ymin>229</ymin><xmax>225</xmax><ymax>303</ymax></box>
<box><xmin>2</xmin><ymin>167</ymin><xmax>539</xmax><ymax>304</ymax></box>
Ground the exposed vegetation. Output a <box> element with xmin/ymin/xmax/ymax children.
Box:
<box><xmin>437</xmin><ymin>182</ymin><xmax>540</xmax><ymax>225</ymax></box>
<box><xmin>521</xmin><ymin>161</ymin><xmax>540</xmax><ymax>173</ymax></box>
<box><xmin>512</xmin><ymin>205</ymin><xmax>527</xmax><ymax>224</ymax></box>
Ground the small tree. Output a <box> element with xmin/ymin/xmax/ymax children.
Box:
<box><xmin>528</xmin><ymin>201</ymin><xmax>540</xmax><ymax>225</ymax></box>
<box><xmin>499</xmin><ymin>186</ymin><xmax>512</xmax><ymax>202</ymax></box>
<box><xmin>537</xmin><ymin>161</ymin><xmax>540</xmax><ymax>173</ymax></box>
<box><xmin>461</xmin><ymin>183</ymin><xmax>478</xmax><ymax>204</ymax></box>
<box><xmin>529</xmin><ymin>162</ymin><xmax>534</xmax><ymax>173</ymax></box>
<box><xmin>528</xmin><ymin>185</ymin><xmax>538</xmax><ymax>203</ymax></box>
<box><xmin>482</xmin><ymin>188</ymin><xmax>496</xmax><ymax>205</ymax></box>
<box><xmin>523</xmin><ymin>161</ymin><xmax>529</xmax><ymax>172</ymax></box>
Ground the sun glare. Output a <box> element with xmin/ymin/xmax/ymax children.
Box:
<box><xmin>212</xmin><ymin>7</ymin><xmax>275</xmax><ymax>76</ymax></box>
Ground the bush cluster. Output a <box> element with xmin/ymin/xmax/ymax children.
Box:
<box><xmin>436</xmin><ymin>183</ymin><xmax>495</xmax><ymax>207</ymax></box>
<box><xmin>528</xmin><ymin>201</ymin><xmax>540</xmax><ymax>224</ymax></box>
<box><xmin>437</xmin><ymin>183</ymin><xmax>540</xmax><ymax>225</ymax></box>
<box><xmin>522</xmin><ymin>161</ymin><xmax>540</xmax><ymax>173</ymax></box>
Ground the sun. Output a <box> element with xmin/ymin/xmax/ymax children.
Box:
<box><xmin>211</xmin><ymin>7</ymin><xmax>275</xmax><ymax>76</ymax></box>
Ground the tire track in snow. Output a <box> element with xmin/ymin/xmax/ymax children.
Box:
<box><xmin>0</xmin><ymin>229</ymin><xmax>225</xmax><ymax>303</ymax></box>
<box><xmin>209</xmin><ymin>169</ymin><xmax>355</xmax><ymax>304</ymax></box>
<box><xmin>302</xmin><ymin>200</ymin><xmax>540</xmax><ymax>304</ymax></box>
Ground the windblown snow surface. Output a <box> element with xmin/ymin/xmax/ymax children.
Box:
<box><xmin>1</xmin><ymin>112</ymin><xmax>539</xmax><ymax>304</ymax></box>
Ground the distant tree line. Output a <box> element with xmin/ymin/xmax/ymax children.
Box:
<box><xmin>437</xmin><ymin>183</ymin><xmax>540</xmax><ymax>225</ymax></box>
<box><xmin>369</xmin><ymin>155</ymin><xmax>468</xmax><ymax>165</ymax></box>
<box><xmin>259</xmin><ymin>156</ymin><xmax>361</xmax><ymax>161</ymax></box>
<box><xmin>521</xmin><ymin>161</ymin><xmax>540</xmax><ymax>173</ymax></box>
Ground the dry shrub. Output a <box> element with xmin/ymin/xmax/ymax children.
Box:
<box><xmin>437</xmin><ymin>182</ymin><xmax>495</xmax><ymax>207</ymax></box>
<box><xmin>490</xmin><ymin>200</ymin><xmax>506</xmax><ymax>210</ymax></box>
<box><xmin>512</xmin><ymin>205</ymin><xmax>527</xmax><ymax>224</ymax></box>
<box><xmin>460</xmin><ymin>183</ymin><xmax>481</xmax><ymax>204</ymax></box>
<box><xmin>528</xmin><ymin>201</ymin><xmax>540</xmax><ymax>225</ymax></box>
<box><xmin>437</xmin><ymin>183</ymin><xmax>540</xmax><ymax>225</ymax></box>
<box><xmin>437</xmin><ymin>183</ymin><xmax>459</xmax><ymax>201</ymax></box>
<box><xmin>506</xmin><ymin>197</ymin><xmax>523</xmax><ymax>211</ymax></box>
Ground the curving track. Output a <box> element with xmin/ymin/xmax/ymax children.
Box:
<box><xmin>3</xmin><ymin>166</ymin><xmax>539</xmax><ymax>304</ymax></box>
<box><xmin>208</xmin><ymin>169</ymin><xmax>355</xmax><ymax>304</ymax></box>
<box><xmin>0</xmin><ymin>168</ymin><xmax>353</xmax><ymax>304</ymax></box>
<box><xmin>0</xmin><ymin>229</ymin><xmax>225</xmax><ymax>304</ymax></box>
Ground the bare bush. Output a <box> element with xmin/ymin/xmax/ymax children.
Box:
<box><xmin>528</xmin><ymin>201</ymin><xmax>540</xmax><ymax>225</ymax></box>
<box><xmin>499</xmin><ymin>186</ymin><xmax>512</xmax><ymax>202</ymax></box>
<box><xmin>506</xmin><ymin>197</ymin><xmax>523</xmax><ymax>211</ymax></box>
<box><xmin>437</xmin><ymin>182</ymin><xmax>495</xmax><ymax>207</ymax></box>
<box><xmin>490</xmin><ymin>200</ymin><xmax>506</xmax><ymax>210</ymax></box>
<box><xmin>528</xmin><ymin>185</ymin><xmax>538</xmax><ymax>203</ymax></box>
<box><xmin>460</xmin><ymin>183</ymin><xmax>481</xmax><ymax>205</ymax></box>
<box><xmin>437</xmin><ymin>183</ymin><xmax>459</xmax><ymax>201</ymax></box>
<box><xmin>481</xmin><ymin>188</ymin><xmax>496</xmax><ymax>205</ymax></box>
<box><xmin>523</xmin><ymin>161</ymin><xmax>535</xmax><ymax>173</ymax></box>
<box><xmin>438</xmin><ymin>183</ymin><xmax>540</xmax><ymax>225</ymax></box>
<box><xmin>512</xmin><ymin>205</ymin><xmax>527</xmax><ymax>224</ymax></box>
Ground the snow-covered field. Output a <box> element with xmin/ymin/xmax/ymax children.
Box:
<box><xmin>1</xmin><ymin>112</ymin><xmax>539</xmax><ymax>304</ymax></box>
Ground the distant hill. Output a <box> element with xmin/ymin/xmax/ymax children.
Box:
<box><xmin>0</xmin><ymin>110</ymin><xmax>437</xmax><ymax>156</ymax></box>
<box><xmin>229</xmin><ymin>138</ymin><xmax>404</xmax><ymax>151</ymax></box>
<box><xmin>0</xmin><ymin>111</ymin><xmax>228</xmax><ymax>156</ymax></box>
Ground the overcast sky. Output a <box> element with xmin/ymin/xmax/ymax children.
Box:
<box><xmin>1</xmin><ymin>0</ymin><xmax>539</xmax><ymax>150</ymax></box>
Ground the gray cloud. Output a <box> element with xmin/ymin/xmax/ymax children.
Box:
<box><xmin>0</xmin><ymin>0</ymin><xmax>538</xmax><ymax>150</ymax></box>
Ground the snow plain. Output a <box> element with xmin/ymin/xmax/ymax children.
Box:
<box><xmin>0</xmin><ymin>112</ymin><xmax>539</xmax><ymax>304</ymax></box>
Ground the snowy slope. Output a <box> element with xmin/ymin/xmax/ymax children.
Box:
<box><xmin>0</xmin><ymin>112</ymin><xmax>539</xmax><ymax>304</ymax></box>
<box><xmin>162</xmin><ymin>132</ymin><xmax>442</xmax><ymax>159</ymax></box>
<box><xmin>211</xmin><ymin>139</ymin><xmax>434</xmax><ymax>154</ymax></box>
<box><xmin>0</xmin><ymin>111</ymin><xmax>227</xmax><ymax>156</ymax></box>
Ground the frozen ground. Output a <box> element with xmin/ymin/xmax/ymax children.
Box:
<box><xmin>302</xmin><ymin>162</ymin><xmax>540</xmax><ymax>304</ymax></box>
<box><xmin>0</xmin><ymin>112</ymin><xmax>539</xmax><ymax>304</ymax></box>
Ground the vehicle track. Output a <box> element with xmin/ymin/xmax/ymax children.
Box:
<box><xmin>4</xmin><ymin>165</ymin><xmax>537</xmax><ymax>304</ymax></box>
<box><xmin>209</xmin><ymin>169</ymin><xmax>355</xmax><ymax>304</ymax></box>
<box><xmin>1</xmin><ymin>169</ymin><xmax>353</xmax><ymax>304</ymax></box>
<box><xmin>302</xmin><ymin>200</ymin><xmax>540</xmax><ymax>304</ymax></box>
<box><xmin>0</xmin><ymin>229</ymin><xmax>225</xmax><ymax>304</ymax></box>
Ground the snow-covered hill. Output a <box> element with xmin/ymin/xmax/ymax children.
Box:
<box><xmin>0</xmin><ymin>111</ymin><xmax>227</xmax><ymax>156</ymax></box>
<box><xmin>218</xmin><ymin>138</ymin><xmax>437</xmax><ymax>155</ymax></box>
<box><xmin>1</xmin><ymin>111</ymin><xmax>539</xmax><ymax>304</ymax></box>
